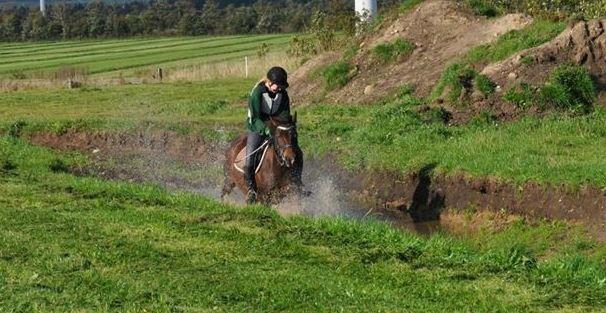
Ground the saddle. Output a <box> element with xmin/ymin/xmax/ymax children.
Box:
<box><xmin>233</xmin><ymin>140</ymin><xmax>270</xmax><ymax>174</ymax></box>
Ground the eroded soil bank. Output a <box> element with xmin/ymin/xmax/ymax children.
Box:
<box><xmin>28</xmin><ymin>130</ymin><xmax>606</xmax><ymax>240</ymax></box>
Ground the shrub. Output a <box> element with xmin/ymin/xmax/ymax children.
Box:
<box><xmin>503</xmin><ymin>64</ymin><xmax>596</xmax><ymax>113</ymax></box>
<box><xmin>371</xmin><ymin>38</ymin><xmax>415</xmax><ymax>63</ymax></box>
<box><xmin>545</xmin><ymin>64</ymin><xmax>596</xmax><ymax>112</ymax></box>
<box><xmin>467</xmin><ymin>0</ymin><xmax>500</xmax><ymax>17</ymax></box>
<box><xmin>322</xmin><ymin>61</ymin><xmax>354</xmax><ymax>90</ymax></box>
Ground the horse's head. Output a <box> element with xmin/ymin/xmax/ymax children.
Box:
<box><xmin>269</xmin><ymin>112</ymin><xmax>298</xmax><ymax>167</ymax></box>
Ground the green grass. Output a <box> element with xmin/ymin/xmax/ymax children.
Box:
<box><xmin>0</xmin><ymin>137</ymin><xmax>604</xmax><ymax>311</ymax></box>
<box><xmin>0</xmin><ymin>78</ymin><xmax>255</xmax><ymax>134</ymax></box>
<box><xmin>466</xmin><ymin>20</ymin><xmax>566</xmax><ymax>64</ymax></box>
<box><xmin>0</xmin><ymin>34</ymin><xmax>293</xmax><ymax>78</ymax></box>
<box><xmin>371</xmin><ymin>38</ymin><xmax>415</xmax><ymax>63</ymax></box>
<box><xmin>322</xmin><ymin>60</ymin><xmax>353</xmax><ymax>91</ymax></box>
<box><xmin>300</xmin><ymin>99</ymin><xmax>606</xmax><ymax>187</ymax></box>
<box><xmin>1</xmin><ymin>76</ymin><xmax>605</xmax><ymax>188</ymax></box>
<box><xmin>503</xmin><ymin>64</ymin><xmax>597</xmax><ymax>113</ymax></box>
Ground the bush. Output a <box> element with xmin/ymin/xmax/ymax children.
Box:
<box><xmin>467</xmin><ymin>0</ymin><xmax>500</xmax><ymax>17</ymax></box>
<box><xmin>372</xmin><ymin>38</ymin><xmax>415</xmax><ymax>63</ymax></box>
<box><xmin>322</xmin><ymin>61</ymin><xmax>354</xmax><ymax>90</ymax></box>
<box><xmin>545</xmin><ymin>64</ymin><xmax>596</xmax><ymax>112</ymax></box>
<box><xmin>503</xmin><ymin>64</ymin><xmax>596</xmax><ymax>113</ymax></box>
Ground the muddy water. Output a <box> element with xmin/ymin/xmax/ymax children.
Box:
<box><xmin>73</xmin><ymin>146</ymin><xmax>446</xmax><ymax>235</ymax></box>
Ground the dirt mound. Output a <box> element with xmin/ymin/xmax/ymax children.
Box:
<box><xmin>440</xmin><ymin>19</ymin><xmax>606</xmax><ymax>124</ymax></box>
<box><xmin>289</xmin><ymin>52</ymin><xmax>341</xmax><ymax>105</ymax></box>
<box><xmin>483</xmin><ymin>19</ymin><xmax>606</xmax><ymax>89</ymax></box>
<box><xmin>290</xmin><ymin>0</ymin><xmax>532</xmax><ymax>105</ymax></box>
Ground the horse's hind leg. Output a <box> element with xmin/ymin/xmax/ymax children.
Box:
<box><xmin>220</xmin><ymin>177</ymin><xmax>236</xmax><ymax>201</ymax></box>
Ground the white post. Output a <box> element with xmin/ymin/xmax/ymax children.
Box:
<box><xmin>40</xmin><ymin>0</ymin><xmax>46</xmax><ymax>17</ymax></box>
<box><xmin>245</xmin><ymin>56</ymin><xmax>249</xmax><ymax>78</ymax></box>
<box><xmin>355</xmin><ymin>0</ymin><xmax>377</xmax><ymax>21</ymax></box>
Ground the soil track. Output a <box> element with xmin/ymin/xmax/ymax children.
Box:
<box><xmin>29</xmin><ymin>130</ymin><xmax>606</xmax><ymax>240</ymax></box>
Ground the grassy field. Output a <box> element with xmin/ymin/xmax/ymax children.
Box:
<box><xmin>0</xmin><ymin>34</ymin><xmax>293</xmax><ymax>78</ymax></box>
<box><xmin>2</xmin><ymin>77</ymin><xmax>606</xmax><ymax>188</ymax></box>
<box><xmin>0</xmin><ymin>137</ymin><xmax>605</xmax><ymax>311</ymax></box>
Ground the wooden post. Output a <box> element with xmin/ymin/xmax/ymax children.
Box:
<box><xmin>157</xmin><ymin>67</ymin><xmax>163</xmax><ymax>82</ymax></box>
<box><xmin>245</xmin><ymin>56</ymin><xmax>249</xmax><ymax>78</ymax></box>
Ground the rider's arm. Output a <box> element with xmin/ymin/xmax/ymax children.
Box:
<box><xmin>247</xmin><ymin>86</ymin><xmax>268</xmax><ymax>135</ymax></box>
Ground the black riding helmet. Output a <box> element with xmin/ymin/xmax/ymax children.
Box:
<box><xmin>267</xmin><ymin>66</ymin><xmax>289</xmax><ymax>89</ymax></box>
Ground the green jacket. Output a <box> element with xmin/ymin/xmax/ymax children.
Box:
<box><xmin>246</xmin><ymin>83</ymin><xmax>291</xmax><ymax>135</ymax></box>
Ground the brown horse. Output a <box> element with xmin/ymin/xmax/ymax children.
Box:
<box><xmin>221</xmin><ymin>114</ymin><xmax>303</xmax><ymax>204</ymax></box>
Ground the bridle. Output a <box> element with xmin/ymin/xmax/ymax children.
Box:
<box><xmin>272</xmin><ymin>125</ymin><xmax>296</xmax><ymax>167</ymax></box>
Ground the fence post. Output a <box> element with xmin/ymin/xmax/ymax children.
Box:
<box><xmin>245</xmin><ymin>56</ymin><xmax>249</xmax><ymax>78</ymax></box>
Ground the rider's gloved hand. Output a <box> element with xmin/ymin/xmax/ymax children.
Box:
<box><xmin>264</xmin><ymin>128</ymin><xmax>271</xmax><ymax>136</ymax></box>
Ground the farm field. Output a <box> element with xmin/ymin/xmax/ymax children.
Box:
<box><xmin>0</xmin><ymin>34</ymin><xmax>293</xmax><ymax>78</ymax></box>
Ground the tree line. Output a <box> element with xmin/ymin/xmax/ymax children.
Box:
<box><xmin>0</xmin><ymin>0</ymin><xmax>365</xmax><ymax>41</ymax></box>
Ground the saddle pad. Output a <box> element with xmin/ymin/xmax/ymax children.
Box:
<box><xmin>234</xmin><ymin>143</ymin><xmax>270</xmax><ymax>174</ymax></box>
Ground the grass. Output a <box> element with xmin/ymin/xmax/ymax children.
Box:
<box><xmin>0</xmin><ymin>78</ymin><xmax>255</xmax><ymax>134</ymax></box>
<box><xmin>371</xmin><ymin>38</ymin><xmax>415</xmax><ymax>63</ymax></box>
<box><xmin>1</xmin><ymin>75</ymin><xmax>605</xmax><ymax>188</ymax></box>
<box><xmin>0</xmin><ymin>137</ymin><xmax>605</xmax><ymax>311</ymax></box>
<box><xmin>299</xmin><ymin>98</ymin><xmax>606</xmax><ymax>187</ymax></box>
<box><xmin>466</xmin><ymin>20</ymin><xmax>566</xmax><ymax>64</ymax></box>
<box><xmin>0</xmin><ymin>34</ymin><xmax>293</xmax><ymax>79</ymax></box>
<box><xmin>322</xmin><ymin>60</ymin><xmax>353</xmax><ymax>91</ymax></box>
<box><xmin>503</xmin><ymin>64</ymin><xmax>597</xmax><ymax>113</ymax></box>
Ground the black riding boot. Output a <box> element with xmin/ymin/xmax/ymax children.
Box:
<box><xmin>244</xmin><ymin>165</ymin><xmax>257</xmax><ymax>204</ymax></box>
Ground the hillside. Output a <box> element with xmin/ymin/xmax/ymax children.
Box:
<box><xmin>290</xmin><ymin>0</ymin><xmax>606</xmax><ymax>123</ymax></box>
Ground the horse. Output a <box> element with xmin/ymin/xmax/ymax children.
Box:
<box><xmin>221</xmin><ymin>113</ymin><xmax>303</xmax><ymax>204</ymax></box>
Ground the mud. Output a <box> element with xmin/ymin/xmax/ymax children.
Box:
<box><xmin>29</xmin><ymin>130</ymin><xmax>606</xmax><ymax>240</ymax></box>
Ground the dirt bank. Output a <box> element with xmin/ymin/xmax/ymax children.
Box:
<box><xmin>290</xmin><ymin>0</ymin><xmax>532</xmax><ymax>105</ymax></box>
<box><xmin>29</xmin><ymin>130</ymin><xmax>606</xmax><ymax>240</ymax></box>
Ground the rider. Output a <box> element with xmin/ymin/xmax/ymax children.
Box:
<box><xmin>244</xmin><ymin>66</ymin><xmax>303</xmax><ymax>204</ymax></box>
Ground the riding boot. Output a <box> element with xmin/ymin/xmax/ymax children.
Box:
<box><xmin>244</xmin><ymin>165</ymin><xmax>257</xmax><ymax>204</ymax></box>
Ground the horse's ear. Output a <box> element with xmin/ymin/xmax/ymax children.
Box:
<box><xmin>293</xmin><ymin>111</ymin><xmax>297</xmax><ymax>124</ymax></box>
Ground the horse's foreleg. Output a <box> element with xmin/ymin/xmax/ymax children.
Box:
<box><xmin>220</xmin><ymin>177</ymin><xmax>236</xmax><ymax>201</ymax></box>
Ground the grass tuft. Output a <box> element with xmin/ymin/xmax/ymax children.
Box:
<box><xmin>371</xmin><ymin>38</ymin><xmax>415</xmax><ymax>64</ymax></box>
<box><xmin>322</xmin><ymin>60</ymin><xmax>354</xmax><ymax>90</ymax></box>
